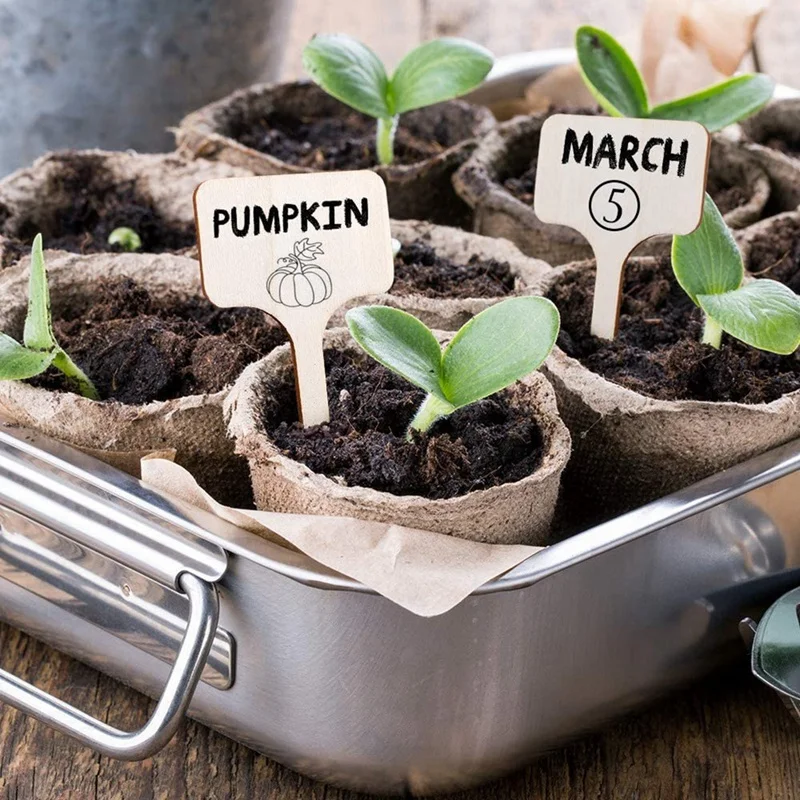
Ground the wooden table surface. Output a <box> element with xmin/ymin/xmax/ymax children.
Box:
<box><xmin>4</xmin><ymin>2</ymin><xmax>800</xmax><ymax>798</ymax></box>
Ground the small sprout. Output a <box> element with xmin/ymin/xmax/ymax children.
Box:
<box><xmin>391</xmin><ymin>237</ymin><xmax>402</xmax><ymax>256</ymax></box>
<box><xmin>302</xmin><ymin>34</ymin><xmax>494</xmax><ymax>165</ymax></box>
<box><xmin>108</xmin><ymin>226</ymin><xmax>142</xmax><ymax>252</ymax></box>
<box><xmin>0</xmin><ymin>235</ymin><xmax>98</xmax><ymax>399</ymax></box>
<box><xmin>346</xmin><ymin>297</ymin><xmax>560</xmax><ymax>438</ymax></box>
<box><xmin>672</xmin><ymin>195</ymin><xmax>800</xmax><ymax>354</ymax></box>
<box><xmin>576</xmin><ymin>25</ymin><xmax>775</xmax><ymax>131</ymax></box>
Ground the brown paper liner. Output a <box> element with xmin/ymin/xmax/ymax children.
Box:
<box><xmin>328</xmin><ymin>219</ymin><xmax>551</xmax><ymax>330</ymax></box>
<box><xmin>226</xmin><ymin>329</ymin><xmax>571</xmax><ymax>545</ymax></box>
<box><xmin>174</xmin><ymin>81</ymin><xmax>496</xmax><ymax>229</ymax></box>
<box><xmin>0</xmin><ymin>149</ymin><xmax>251</xmax><ymax>268</ymax></box>
<box><xmin>0</xmin><ymin>250</ymin><xmax>251</xmax><ymax>504</ymax></box>
<box><xmin>141</xmin><ymin>456</ymin><xmax>543</xmax><ymax>617</ymax></box>
<box><xmin>454</xmin><ymin>117</ymin><xmax>772</xmax><ymax>265</ymax></box>
<box><xmin>541</xmin><ymin>259</ymin><xmax>800</xmax><ymax>526</ymax></box>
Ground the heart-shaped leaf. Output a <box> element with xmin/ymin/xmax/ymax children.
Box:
<box><xmin>697</xmin><ymin>280</ymin><xmax>800</xmax><ymax>355</ymax></box>
<box><xmin>0</xmin><ymin>334</ymin><xmax>56</xmax><ymax>380</ymax></box>
<box><xmin>650</xmin><ymin>74</ymin><xmax>775</xmax><ymax>132</ymax></box>
<box><xmin>672</xmin><ymin>194</ymin><xmax>743</xmax><ymax>305</ymax></box>
<box><xmin>345</xmin><ymin>306</ymin><xmax>447</xmax><ymax>402</ymax></box>
<box><xmin>303</xmin><ymin>34</ymin><xmax>391</xmax><ymax>119</ymax></box>
<box><xmin>575</xmin><ymin>25</ymin><xmax>649</xmax><ymax>118</ymax></box>
<box><xmin>441</xmin><ymin>296</ymin><xmax>560</xmax><ymax>409</ymax></box>
<box><xmin>390</xmin><ymin>38</ymin><xmax>494</xmax><ymax>115</ymax></box>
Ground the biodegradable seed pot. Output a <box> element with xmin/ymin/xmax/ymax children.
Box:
<box><xmin>328</xmin><ymin>220</ymin><xmax>551</xmax><ymax>330</ymax></box>
<box><xmin>0</xmin><ymin>149</ymin><xmax>252</xmax><ymax>268</ymax></box>
<box><xmin>175</xmin><ymin>82</ymin><xmax>496</xmax><ymax>228</ymax></box>
<box><xmin>542</xmin><ymin>257</ymin><xmax>800</xmax><ymax>526</ymax></box>
<box><xmin>453</xmin><ymin>114</ymin><xmax>772</xmax><ymax>266</ymax></box>
<box><xmin>0</xmin><ymin>249</ymin><xmax>286</xmax><ymax>505</ymax></box>
<box><xmin>226</xmin><ymin>329</ymin><xmax>571</xmax><ymax>544</ymax></box>
<box><xmin>739</xmin><ymin>100</ymin><xmax>800</xmax><ymax>214</ymax></box>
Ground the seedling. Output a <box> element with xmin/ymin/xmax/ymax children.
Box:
<box><xmin>346</xmin><ymin>297</ymin><xmax>560</xmax><ymax>438</ymax></box>
<box><xmin>108</xmin><ymin>226</ymin><xmax>142</xmax><ymax>252</ymax></box>
<box><xmin>302</xmin><ymin>34</ymin><xmax>494</xmax><ymax>165</ymax></box>
<box><xmin>672</xmin><ymin>195</ymin><xmax>800</xmax><ymax>354</ymax></box>
<box><xmin>0</xmin><ymin>235</ymin><xmax>98</xmax><ymax>398</ymax></box>
<box><xmin>576</xmin><ymin>25</ymin><xmax>775</xmax><ymax>131</ymax></box>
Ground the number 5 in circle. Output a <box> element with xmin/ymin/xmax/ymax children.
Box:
<box><xmin>589</xmin><ymin>180</ymin><xmax>640</xmax><ymax>232</ymax></box>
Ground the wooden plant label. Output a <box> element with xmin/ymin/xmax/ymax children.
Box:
<box><xmin>194</xmin><ymin>171</ymin><xmax>394</xmax><ymax>426</ymax></box>
<box><xmin>534</xmin><ymin>115</ymin><xmax>710</xmax><ymax>338</ymax></box>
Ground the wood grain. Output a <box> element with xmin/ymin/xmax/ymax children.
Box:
<box><xmin>4</xmin><ymin>2</ymin><xmax>800</xmax><ymax>798</ymax></box>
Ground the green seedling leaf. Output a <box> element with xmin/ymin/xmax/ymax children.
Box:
<box><xmin>23</xmin><ymin>233</ymin><xmax>58</xmax><ymax>352</ymax></box>
<box><xmin>0</xmin><ymin>235</ymin><xmax>100</xmax><ymax>399</ymax></box>
<box><xmin>303</xmin><ymin>33</ymin><xmax>493</xmax><ymax>165</ymax></box>
<box><xmin>391</xmin><ymin>38</ymin><xmax>493</xmax><ymax>114</ymax></box>
<box><xmin>303</xmin><ymin>34</ymin><xmax>391</xmax><ymax>119</ymax></box>
<box><xmin>575</xmin><ymin>25</ymin><xmax>649</xmax><ymax>118</ymax></box>
<box><xmin>672</xmin><ymin>195</ymin><xmax>800</xmax><ymax>353</ymax></box>
<box><xmin>698</xmin><ymin>280</ymin><xmax>800</xmax><ymax>355</ymax></box>
<box><xmin>0</xmin><ymin>334</ymin><xmax>56</xmax><ymax>380</ymax></box>
<box><xmin>650</xmin><ymin>74</ymin><xmax>775</xmax><ymax>132</ymax></box>
<box><xmin>347</xmin><ymin>297</ymin><xmax>559</xmax><ymax>436</ymax></box>
<box><xmin>575</xmin><ymin>25</ymin><xmax>774</xmax><ymax>130</ymax></box>
<box><xmin>108</xmin><ymin>226</ymin><xmax>142</xmax><ymax>252</ymax></box>
<box><xmin>672</xmin><ymin>193</ymin><xmax>743</xmax><ymax>304</ymax></box>
<box><xmin>441</xmin><ymin>297</ymin><xmax>560</xmax><ymax>408</ymax></box>
<box><xmin>346</xmin><ymin>305</ymin><xmax>447</xmax><ymax>402</ymax></box>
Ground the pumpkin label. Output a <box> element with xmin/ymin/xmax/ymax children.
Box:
<box><xmin>194</xmin><ymin>171</ymin><xmax>394</xmax><ymax>426</ymax></box>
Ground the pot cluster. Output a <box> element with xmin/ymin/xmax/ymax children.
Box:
<box><xmin>0</xmin><ymin>31</ymin><xmax>797</xmax><ymax>548</ymax></box>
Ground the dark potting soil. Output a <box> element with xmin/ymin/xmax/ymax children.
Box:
<box><xmin>745</xmin><ymin>215</ymin><xmax>800</xmax><ymax>294</ymax></box>
<box><xmin>5</xmin><ymin>155</ymin><xmax>194</xmax><ymax>260</ymax></box>
<box><xmin>548</xmin><ymin>258</ymin><xmax>800</xmax><ymax>404</ymax></box>
<box><xmin>263</xmin><ymin>349</ymin><xmax>545</xmax><ymax>500</ymax></box>
<box><xmin>231</xmin><ymin>107</ymin><xmax>461</xmax><ymax>170</ymax></box>
<box><xmin>392</xmin><ymin>240</ymin><xmax>514</xmax><ymax>298</ymax></box>
<box><xmin>31</xmin><ymin>278</ymin><xmax>286</xmax><ymax>404</ymax></box>
<box><xmin>761</xmin><ymin>135</ymin><xmax>800</xmax><ymax>158</ymax></box>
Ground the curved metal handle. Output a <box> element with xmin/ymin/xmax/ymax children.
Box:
<box><xmin>0</xmin><ymin>571</ymin><xmax>218</xmax><ymax>760</ymax></box>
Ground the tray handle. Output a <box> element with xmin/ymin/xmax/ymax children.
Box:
<box><xmin>0</xmin><ymin>571</ymin><xmax>218</xmax><ymax>760</ymax></box>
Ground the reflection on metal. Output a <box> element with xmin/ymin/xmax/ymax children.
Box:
<box><xmin>0</xmin><ymin>508</ymin><xmax>234</xmax><ymax>690</ymax></box>
<box><xmin>0</xmin><ymin>421</ymin><xmax>797</xmax><ymax>791</ymax></box>
<box><xmin>0</xmin><ymin>572</ymin><xmax>219</xmax><ymax>760</ymax></box>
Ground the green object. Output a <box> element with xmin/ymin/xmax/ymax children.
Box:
<box><xmin>576</xmin><ymin>25</ymin><xmax>774</xmax><ymax>131</ymax></box>
<box><xmin>672</xmin><ymin>195</ymin><xmax>800</xmax><ymax>354</ymax></box>
<box><xmin>0</xmin><ymin>235</ymin><xmax>98</xmax><ymax>399</ymax></box>
<box><xmin>108</xmin><ymin>227</ymin><xmax>142</xmax><ymax>252</ymax></box>
<box><xmin>345</xmin><ymin>297</ymin><xmax>560</xmax><ymax>437</ymax></box>
<box><xmin>751</xmin><ymin>586</ymin><xmax>800</xmax><ymax>708</ymax></box>
<box><xmin>303</xmin><ymin>34</ymin><xmax>493</xmax><ymax>165</ymax></box>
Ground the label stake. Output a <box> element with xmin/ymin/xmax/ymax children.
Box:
<box><xmin>194</xmin><ymin>171</ymin><xmax>394</xmax><ymax>426</ymax></box>
<box><xmin>534</xmin><ymin>115</ymin><xmax>710</xmax><ymax>339</ymax></box>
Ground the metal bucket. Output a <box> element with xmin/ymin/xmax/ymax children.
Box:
<box><xmin>0</xmin><ymin>0</ymin><xmax>293</xmax><ymax>176</ymax></box>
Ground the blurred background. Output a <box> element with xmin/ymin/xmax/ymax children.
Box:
<box><xmin>0</xmin><ymin>0</ymin><xmax>795</xmax><ymax>175</ymax></box>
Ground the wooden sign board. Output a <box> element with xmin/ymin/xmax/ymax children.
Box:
<box><xmin>194</xmin><ymin>171</ymin><xmax>394</xmax><ymax>426</ymax></box>
<box><xmin>534</xmin><ymin>115</ymin><xmax>710</xmax><ymax>338</ymax></box>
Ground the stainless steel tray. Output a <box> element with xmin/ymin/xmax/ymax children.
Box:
<box><xmin>0</xmin><ymin>51</ymin><xmax>798</xmax><ymax>797</ymax></box>
<box><xmin>0</xmin><ymin>424</ymin><xmax>797</xmax><ymax>795</ymax></box>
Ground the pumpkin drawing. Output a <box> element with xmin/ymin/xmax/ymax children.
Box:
<box><xmin>267</xmin><ymin>238</ymin><xmax>333</xmax><ymax>307</ymax></box>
